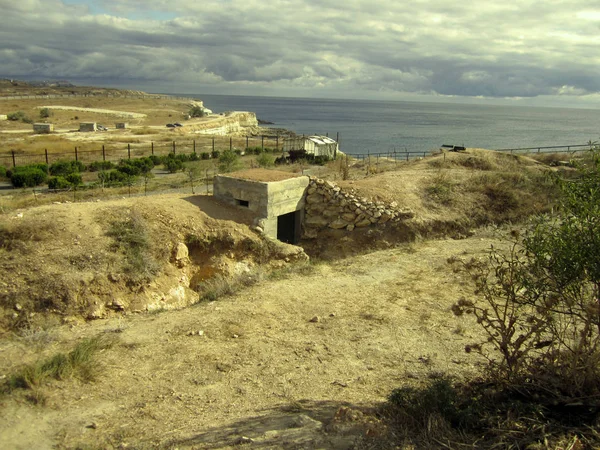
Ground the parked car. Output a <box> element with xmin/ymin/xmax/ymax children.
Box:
<box><xmin>166</xmin><ymin>123</ymin><xmax>176</xmax><ymax>128</ymax></box>
<box><xmin>97</xmin><ymin>124</ymin><xmax>108</xmax><ymax>131</ymax></box>
<box><xmin>173</xmin><ymin>122</ymin><xmax>183</xmax><ymax>127</ymax></box>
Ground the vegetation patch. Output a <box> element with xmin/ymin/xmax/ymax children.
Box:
<box><xmin>106</xmin><ymin>210</ymin><xmax>160</xmax><ymax>282</ymax></box>
<box><xmin>5</xmin><ymin>334</ymin><xmax>117</xmax><ymax>392</ymax></box>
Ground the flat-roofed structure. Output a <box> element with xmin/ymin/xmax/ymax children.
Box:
<box><xmin>33</xmin><ymin>123</ymin><xmax>54</xmax><ymax>134</ymax></box>
<box><xmin>213</xmin><ymin>169</ymin><xmax>310</xmax><ymax>244</ymax></box>
<box><xmin>79</xmin><ymin>122</ymin><xmax>97</xmax><ymax>132</ymax></box>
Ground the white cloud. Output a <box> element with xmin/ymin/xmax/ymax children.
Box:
<box><xmin>1</xmin><ymin>0</ymin><xmax>600</xmax><ymax>104</ymax></box>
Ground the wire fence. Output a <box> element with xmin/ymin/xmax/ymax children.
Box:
<box><xmin>0</xmin><ymin>134</ymin><xmax>286</xmax><ymax>168</ymax></box>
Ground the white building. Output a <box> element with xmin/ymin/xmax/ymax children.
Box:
<box><xmin>283</xmin><ymin>135</ymin><xmax>339</xmax><ymax>159</ymax></box>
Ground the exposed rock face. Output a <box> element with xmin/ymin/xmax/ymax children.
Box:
<box><xmin>303</xmin><ymin>177</ymin><xmax>414</xmax><ymax>238</ymax></box>
<box><xmin>189</xmin><ymin>111</ymin><xmax>259</xmax><ymax>135</ymax></box>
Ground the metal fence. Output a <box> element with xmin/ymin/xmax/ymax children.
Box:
<box><xmin>493</xmin><ymin>144</ymin><xmax>593</xmax><ymax>154</ymax></box>
<box><xmin>0</xmin><ymin>134</ymin><xmax>285</xmax><ymax>168</ymax></box>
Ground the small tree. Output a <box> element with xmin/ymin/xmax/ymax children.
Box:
<box><xmin>39</xmin><ymin>108</ymin><xmax>52</xmax><ymax>119</ymax></box>
<box><xmin>256</xmin><ymin>152</ymin><xmax>275</xmax><ymax>168</ymax></box>
<box><xmin>218</xmin><ymin>149</ymin><xmax>240</xmax><ymax>173</ymax></box>
<box><xmin>189</xmin><ymin>106</ymin><xmax>205</xmax><ymax>118</ymax></box>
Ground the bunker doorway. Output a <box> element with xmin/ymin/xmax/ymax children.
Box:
<box><xmin>277</xmin><ymin>210</ymin><xmax>301</xmax><ymax>244</ymax></box>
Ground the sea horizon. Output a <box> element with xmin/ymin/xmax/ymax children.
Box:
<box><xmin>167</xmin><ymin>93</ymin><xmax>600</xmax><ymax>156</ymax></box>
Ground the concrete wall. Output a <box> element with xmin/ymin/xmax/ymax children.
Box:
<box><xmin>213</xmin><ymin>174</ymin><xmax>309</xmax><ymax>240</ymax></box>
<box><xmin>79</xmin><ymin>122</ymin><xmax>97</xmax><ymax>132</ymax></box>
<box><xmin>33</xmin><ymin>123</ymin><xmax>54</xmax><ymax>134</ymax></box>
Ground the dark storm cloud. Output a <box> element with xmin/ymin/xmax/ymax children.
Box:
<box><xmin>2</xmin><ymin>0</ymin><xmax>600</xmax><ymax>102</ymax></box>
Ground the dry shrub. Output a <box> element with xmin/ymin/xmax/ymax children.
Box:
<box><xmin>425</xmin><ymin>171</ymin><xmax>454</xmax><ymax>205</ymax></box>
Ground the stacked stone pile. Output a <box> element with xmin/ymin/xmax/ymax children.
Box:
<box><xmin>303</xmin><ymin>177</ymin><xmax>414</xmax><ymax>238</ymax></box>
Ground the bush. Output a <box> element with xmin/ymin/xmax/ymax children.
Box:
<box><xmin>98</xmin><ymin>170</ymin><xmax>129</xmax><ymax>185</ymax></box>
<box><xmin>256</xmin><ymin>152</ymin><xmax>275</xmax><ymax>168</ymax></box>
<box><xmin>218</xmin><ymin>149</ymin><xmax>240</xmax><ymax>173</ymax></box>
<box><xmin>0</xmin><ymin>166</ymin><xmax>6</xmax><ymax>178</ymax></box>
<box><xmin>87</xmin><ymin>160</ymin><xmax>115</xmax><ymax>172</ymax></box>
<box><xmin>48</xmin><ymin>176</ymin><xmax>71</xmax><ymax>189</ymax></box>
<box><xmin>117</xmin><ymin>157</ymin><xmax>154</xmax><ymax>177</ymax></box>
<box><xmin>313</xmin><ymin>155</ymin><xmax>330</xmax><ymax>166</ymax></box>
<box><xmin>211</xmin><ymin>150</ymin><xmax>220</xmax><ymax>159</ymax></box>
<box><xmin>10</xmin><ymin>166</ymin><xmax>48</xmax><ymax>187</ymax></box>
<box><xmin>453</xmin><ymin>146</ymin><xmax>600</xmax><ymax>404</ymax></box>
<box><xmin>49</xmin><ymin>160</ymin><xmax>85</xmax><ymax>176</ymax></box>
<box><xmin>164</xmin><ymin>155</ymin><xmax>184</xmax><ymax>173</ymax></box>
<box><xmin>148</xmin><ymin>154</ymin><xmax>163</xmax><ymax>166</ymax></box>
<box><xmin>189</xmin><ymin>105</ymin><xmax>205</xmax><ymax>118</ymax></box>
<box><xmin>7</xmin><ymin>111</ymin><xmax>32</xmax><ymax>123</ymax></box>
<box><xmin>189</xmin><ymin>152</ymin><xmax>200</xmax><ymax>161</ymax></box>
<box><xmin>39</xmin><ymin>108</ymin><xmax>52</xmax><ymax>119</ymax></box>
<box><xmin>200</xmin><ymin>152</ymin><xmax>210</xmax><ymax>160</ymax></box>
<box><xmin>65</xmin><ymin>173</ymin><xmax>82</xmax><ymax>186</ymax></box>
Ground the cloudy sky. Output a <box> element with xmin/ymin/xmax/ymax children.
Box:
<box><xmin>2</xmin><ymin>0</ymin><xmax>600</xmax><ymax>107</ymax></box>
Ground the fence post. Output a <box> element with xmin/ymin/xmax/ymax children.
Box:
<box><xmin>193</xmin><ymin>140</ymin><xmax>196</xmax><ymax>154</ymax></box>
<box><xmin>11</xmin><ymin>150</ymin><xmax>16</xmax><ymax>167</ymax></box>
<box><xmin>151</xmin><ymin>142</ymin><xmax>154</xmax><ymax>155</ymax></box>
<box><xmin>75</xmin><ymin>147</ymin><xmax>78</xmax><ymax>161</ymax></box>
<box><xmin>128</xmin><ymin>143</ymin><xmax>131</xmax><ymax>159</ymax></box>
<box><xmin>246</xmin><ymin>136</ymin><xmax>249</xmax><ymax>150</ymax></box>
<box><xmin>45</xmin><ymin>149</ymin><xmax>48</xmax><ymax>165</ymax></box>
<box><xmin>230</xmin><ymin>137</ymin><xmax>232</xmax><ymax>151</ymax></box>
<box><xmin>261</xmin><ymin>135</ymin><xmax>264</xmax><ymax>150</ymax></box>
<box><xmin>172</xmin><ymin>141</ymin><xmax>176</xmax><ymax>155</ymax></box>
<box><xmin>102</xmin><ymin>145</ymin><xmax>106</xmax><ymax>161</ymax></box>
<box><xmin>212</xmin><ymin>137</ymin><xmax>215</xmax><ymax>153</ymax></box>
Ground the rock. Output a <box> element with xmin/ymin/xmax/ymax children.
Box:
<box><xmin>14</xmin><ymin>303</ymin><xmax>22</xmax><ymax>311</ymax></box>
<box><xmin>302</xmin><ymin>228</ymin><xmax>318</xmax><ymax>239</ymax></box>
<box><xmin>328</xmin><ymin>219</ymin><xmax>349</xmax><ymax>229</ymax></box>
<box><xmin>307</xmin><ymin>187</ymin><xmax>317</xmax><ymax>195</ymax></box>
<box><xmin>309</xmin><ymin>316</ymin><xmax>320</xmax><ymax>323</ymax></box>
<box><xmin>341</xmin><ymin>212</ymin><xmax>356</xmax><ymax>222</ymax></box>
<box><xmin>325</xmin><ymin>181</ymin><xmax>335</xmax><ymax>189</ymax></box>
<box><xmin>346</xmin><ymin>224</ymin><xmax>355</xmax><ymax>231</ymax></box>
<box><xmin>174</xmin><ymin>242</ymin><xmax>189</xmax><ymax>261</ymax></box>
<box><xmin>305</xmin><ymin>215</ymin><xmax>329</xmax><ymax>228</ymax></box>
<box><xmin>235</xmin><ymin>436</ymin><xmax>254</xmax><ymax>445</ymax></box>
<box><xmin>355</xmin><ymin>219</ymin><xmax>372</xmax><ymax>228</ymax></box>
<box><xmin>306</xmin><ymin>193</ymin><xmax>325</xmax><ymax>204</ymax></box>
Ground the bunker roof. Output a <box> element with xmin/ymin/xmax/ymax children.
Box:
<box><xmin>223</xmin><ymin>169</ymin><xmax>303</xmax><ymax>182</ymax></box>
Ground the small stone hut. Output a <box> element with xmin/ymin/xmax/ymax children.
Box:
<box><xmin>33</xmin><ymin>123</ymin><xmax>54</xmax><ymax>134</ymax></box>
<box><xmin>213</xmin><ymin>169</ymin><xmax>310</xmax><ymax>244</ymax></box>
<box><xmin>115</xmin><ymin>122</ymin><xmax>128</xmax><ymax>129</ymax></box>
<box><xmin>79</xmin><ymin>122</ymin><xmax>97</xmax><ymax>132</ymax></box>
<box><xmin>283</xmin><ymin>135</ymin><xmax>339</xmax><ymax>159</ymax></box>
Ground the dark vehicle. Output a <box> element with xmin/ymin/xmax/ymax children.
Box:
<box><xmin>173</xmin><ymin>122</ymin><xmax>183</xmax><ymax>127</ymax></box>
<box><xmin>97</xmin><ymin>124</ymin><xmax>108</xmax><ymax>131</ymax></box>
<box><xmin>166</xmin><ymin>123</ymin><xmax>176</xmax><ymax>128</ymax></box>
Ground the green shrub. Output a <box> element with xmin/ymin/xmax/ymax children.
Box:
<box><xmin>0</xmin><ymin>166</ymin><xmax>6</xmax><ymax>178</ymax></box>
<box><xmin>218</xmin><ymin>149</ymin><xmax>240</xmax><ymax>172</ymax></box>
<box><xmin>117</xmin><ymin>157</ymin><xmax>154</xmax><ymax>176</ymax></box>
<box><xmin>313</xmin><ymin>155</ymin><xmax>330</xmax><ymax>165</ymax></box>
<box><xmin>7</xmin><ymin>111</ymin><xmax>32</xmax><ymax>123</ymax></box>
<box><xmin>39</xmin><ymin>108</ymin><xmax>52</xmax><ymax>119</ymax></box>
<box><xmin>189</xmin><ymin>105</ymin><xmax>205</xmax><ymax>118</ymax></box>
<box><xmin>454</xmin><ymin>147</ymin><xmax>600</xmax><ymax>404</ymax></box>
<box><xmin>65</xmin><ymin>173</ymin><xmax>82</xmax><ymax>186</ymax></box>
<box><xmin>98</xmin><ymin>170</ymin><xmax>129</xmax><ymax>185</ymax></box>
<box><xmin>148</xmin><ymin>154</ymin><xmax>162</xmax><ymax>166</ymax></box>
<box><xmin>164</xmin><ymin>156</ymin><xmax>184</xmax><ymax>173</ymax></box>
<box><xmin>189</xmin><ymin>152</ymin><xmax>200</xmax><ymax>161</ymax></box>
<box><xmin>256</xmin><ymin>152</ymin><xmax>275</xmax><ymax>168</ymax></box>
<box><xmin>88</xmin><ymin>160</ymin><xmax>115</xmax><ymax>172</ymax></box>
<box><xmin>48</xmin><ymin>176</ymin><xmax>71</xmax><ymax>189</ymax></box>
<box><xmin>10</xmin><ymin>166</ymin><xmax>48</xmax><ymax>187</ymax></box>
<box><xmin>49</xmin><ymin>160</ymin><xmax>85</xmax><ymax>176</ymax></box>
<box><xmin>211</xmin><ymin>150</ymin><xmax>220</xmax><ymax>159</ymax></box>
<box><xmin>200</xmin><ymin>152</ymin><xmax>210</xmax><ymax>160</ymax></box>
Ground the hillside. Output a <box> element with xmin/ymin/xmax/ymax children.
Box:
<box><xmin>0</xmin><ymin>146</ymin><xmax>565</xmax><ymax>448</ymax></box>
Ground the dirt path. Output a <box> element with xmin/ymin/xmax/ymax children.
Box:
<box><xmin>0</xmin><ymin>232</ymin><xmax>500</xmax><ymax>449</ymax></box>
<box><xmin>39</xmin><ymin>105</ymin><xmax>147</xmax><ymax>118</ymax></box>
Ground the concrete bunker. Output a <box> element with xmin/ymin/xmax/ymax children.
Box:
<box><xmin>213</xmin><ymin>169</ymin><xmax>309</xmax><ymax>244</ymax></box>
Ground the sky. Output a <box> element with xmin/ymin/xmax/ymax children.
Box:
<box><xmin>2</xmin><ymin>0</ymin><xmax>600</xmax><ymax>108</ymax></box>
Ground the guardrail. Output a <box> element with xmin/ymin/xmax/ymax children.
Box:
<box><xmin>493</xmin><ymin>144</ymin><xmax>593</xmax><ymax>154</ymax></box>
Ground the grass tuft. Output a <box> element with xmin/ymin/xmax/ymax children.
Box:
<box><xmin>6</xmin><ymin>334</ymin><xmax>117</xmax><ymax>391</ymax></box>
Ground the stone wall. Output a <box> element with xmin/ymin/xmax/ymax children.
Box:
<box><xmin>303</xmin><ymin>177</ymin><xmax>414</xmax><ymax>238</ymax></box>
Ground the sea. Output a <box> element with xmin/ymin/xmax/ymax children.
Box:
<box><xmin>182</xmin><ymin>94</ymin><xmax>600</xmax><ymax>156</ymax></box>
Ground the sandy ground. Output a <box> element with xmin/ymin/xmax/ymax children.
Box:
<box><xmin>0</xmin><ymin>228</ymin><xmax>501</xmax><ymax>449</ymax></box>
